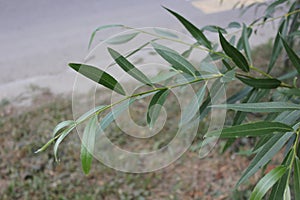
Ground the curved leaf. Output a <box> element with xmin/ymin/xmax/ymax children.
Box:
<box><xmin>268</xmin><ymin>19</ymin><xmax>288</xmax><ymax>73</ymax></box>
<box><xmin>151</xmin><ymin>42</ymin><xmax>198</xmax><ymax>76</ymax></box>
<box><xmin>153</xmin><ymin>28</ymin><xmax>179</xmax><ymax>38</ymax></box>
<box><xmin>236</xmin><ymin>76</ymin><xmax>281</xmax><ymax>89</ymax></box>
<box><xmin>280</xmin><ymin>36</ymin><xmax>300</xmax><ymax>74</ymax></box>
<box><xmin>147</xmin><ymin>89</ymin><xmax>170</xmax><ymax>128</ymax></box>
<box><xmin>76</xmin><ymin>105</ymin><xmax>107</xmax><ymax>124</ymax></box>
<box><xmin>54</xmin><ymin>125</ymin><xmax>76</xmax><ymax>162</ymax></box>
<box><xmin>202</xmin><ymin>25</ymin><xmax>227</xmax><ymax>33</ymax></box>
<box><xmin>52</xmin><ymin>120</ymin><xmax>76</xmax><ymax>137</ymax></box>
<box><xmin>163</xmin><ymin>6</ymin><xmax>212</xmax><ymax>49</ymax></box>
<box><xmin>227</xmin><ymin>22</ymin><xmax>241</xmax><ymax>29</ymax></box>
<box><xmin>205</xmin><ymin>121</ymin><xmax>293</xmax><ymax>138</ymax></box>
<box><xmin>211</xmin><ymin>102</ymin><xmax>300</xmax><ymax>113</ymax></box>
<box><xmin>180</xmin><ymin>85</ymin><xmax>206</xmax><ymax>126</ymax></box>
<box><xmin>237</xmin><ymin>132</ymin><xmax>293</xmax><ymax>186</ymax></box>
<box><xmin>269</xmin><ymin>150</ymin><xmax>293</xmax><ymax>200</ymax></box>
<box><xmin>88</xmin><ymin>24</ymin><xmax>124</xmax><ymax>49</ymax></box>
<box><xmin>106</xmin><ymin>32</ymin><xmax>139</xmax><ymax>45</ymax></box>
<box><xmin>219</xmin><ymin>31</ymin><xmax>249</xmax><ymax>72</ymax></box>
<box><xmin>69</xmin><ymin>63</ymin><xmax>126</xmax><ymax>95</ymax></box>
<box><xmin>250</xmin><ymin>166</ymin><xmax>287</xmax><ymax>200</ymax></box>
<box><xmin>80</xmin><ymin>116</ymin><xmax>98</xmax><ymax>174</ymax></box>
<box><xmin>107</xmin><ymin>48</ymin><xmax>152</xmax><ymax>85</ymax></box>
<box><xmin>242</xmin><ymin>24</ymin><xmax>252</xmax><ymax>64</ymax></box>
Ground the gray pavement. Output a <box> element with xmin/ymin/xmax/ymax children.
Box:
<box><xmin>0</xmin><ymin>0</ymin><xmax>274</xmax><ymax>101</ymax></box>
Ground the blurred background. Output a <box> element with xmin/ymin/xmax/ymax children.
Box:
<box><xmin>0</xmin><ymin>0</ymin><xmax>271</xmax><ymax>102</ymax></box>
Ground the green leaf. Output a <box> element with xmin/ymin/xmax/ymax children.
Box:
<box><xmin>202</xmin><ymin>25</ymin><xmax>227</xmax><ymax>33</ymax></box>
<box><xmin>163</xmin><ymin>6</ymin><xmax>212</xmax><ymax>49</ymax></box>
<box><xmin>278</xmin><ymin>88</ymin><xmax>300</xmax><ymax>97</ymax></box>
<box><xmin>107</xmin><ymin>48</ymin><xmax>152</xmax><ymax>85</ymax></box>
<box><xmin>76</xmin><ymin>105</ymin><xmax>107</xmax><ymax>124</ymax></box>
<box><xmin>147</xmin><ymin>89</ymin><xmax>170</xmax><ymax>128</ymax></box>
<box><xmin>96</xmin><ymin>93</ymin><xmax>155</xmax><ymax>135</ymax></box>
<box><xmin>236</xmin><ymin>76</ymin><xmax>281</xmax><ymax>89</ymax></box>
<box><xmin>180</xmin><ymin>85</ymin><xmax>206</xmax><ymax>126</ymax></box>
<box><xmin>221</xmin><ymin>69</ymin><xmax>235</xmax><ymax>83</ymax></box>
<box><xmin>227</xmin><ymin>22</ymin><xmax>241</xmax><ymax>29</ymax></box>
<box><xmin>226</xmin><ymin>86</ymin><xmax>252</xmax><ymax>104</ymax></box>
<box><xmin>205</xmin><ymin>121</ymin><xmax>292</xmax><ymax>138</ymax></box>
<box><xmin>54</xmin><ymin>125</ymin><xmax>76</xmax><ymax>162</ymax></box>
<box><xmin>278</xmin><ymin>70</ymin><xmax>298</xmax><ymax>81</ymax></box>
<box><xmin>69</xmin><ymin>63</ymin><xmax>126</xmax><ymax>95</ymax></box>
<box><xmin>250</xmin><ymin>166</ymin><xmax>287</xmax><ymax>200</ymax></box>
<box><xmin>106</xmin><ymin>32</ymin><xmax>139</xmax><ymax>45</ymax></box>
<box><xmin>284</xmin><ymin>186</ymin><xmax>291</xmax><ymax>200</ymax></box>
<box><xmin>237</xmin><ymin>27</ymin><xmax>252</xmax><ymax>50</ymax></box>
<box><xmin>269</xmin><ymin>149</ymin><xmax>293</xmax><ymax>200</ymax></box>
<box><xmin>294</xmin><ymin>157</ymin><xmax>300</xmax><ymax>200</ymax></box>
<box><xmin>268</xmin><ymin>20</ymin><xmax>288</xmax><ymax>73</ymax></box>
<box><xmin>242</xmin><ymin>24</ymin><xmax>252</xmax><ymax>64</ymax></box>
<box><xmin>212</xmin><ymin>102</ymin><xmax>300</xmax><ymax>113</ymax></box>
<box><xmin>280</xmin><ymin>36</ymin><xmax>300</xmax><ymax>74</ymax></box>
<box><xmin>88</xmin><ymin>24</ymin><xmax>124</xmax><ymax>49</ymax></box>
<box><xmin>237</xmin><ymin>132</ymin><xmax>293</xmax><ymax>186</ymax></box>
<box><xmin>151</xmin><ymin>42</ymin><xmax>198</xmax><ymax>76</ymax></box>
<box><xmin>265</xmin><ymin>0</ymin><xmax>286</xmax><ymax>16</ymax></box>
<box><xmin>219</xmin><ymin>31</ymin><xmax>249</xmax><ymax>72</ymax></box>
<box><xmin>222</xmin><ymin>59</ymin><xmax>233</xmax><ymax>70</ymax></box>
<box><xmin>150</xmin><ymin>70</ymin><xmax>179</xmax><ymax>83</ymax></box>
<box><xmin>80</xmin><ymin>116</ymin><xmax>98</xmax><ymax>175</ymax></box>
<box><xmin>52</xmin><ymin>120</ymin><xmax>76</xmax><ymax>137</ymax></box>
<box><xmin>153</xmin><ymin>28</ymin><xmax>179</xmax><ymax>38</ymax></box>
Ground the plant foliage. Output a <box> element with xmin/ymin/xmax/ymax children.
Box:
<box><xmin>37</xmin><ymin>0</ymin><xmax>300</xmax><ymax>198</ymax></box>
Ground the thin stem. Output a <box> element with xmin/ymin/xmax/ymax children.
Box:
<box><xmin>82</xmin><ymin>74</ymin><xmax>223</xmax><ymax>125</ymax></box>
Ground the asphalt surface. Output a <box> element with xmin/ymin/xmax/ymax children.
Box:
<box><xmin>0</xmin><ymin>0</ymin><xmax>274</xmax><ymax>101</ymax></box>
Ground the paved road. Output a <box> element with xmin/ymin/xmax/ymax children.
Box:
<box><xmin>0</xmin><ymin>0</ymin><xmax>273</xmax><ymax>101</ymax></box>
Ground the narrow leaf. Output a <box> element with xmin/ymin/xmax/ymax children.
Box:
<box><xmin>212</xmin><ymin>102</ymin><xmax>300</xmax><ymax>113</ymax></box>
<box><xmin>236</xmin><ymin>76</ymin><xmax>281</xmax><ymax>89</ymax></box>
<box><xmin>151</xmin><ymin>42</ymin><xmax>198</xmax><ymax>76</ymax></box>
<box><xmin>237</xmin><ymin>132</ymin><xmax>293</xmax><ymax>186</ymax></box>
<box><xmin>69</xmin><ymin>63</ymin><xmax>126</xmax><ymax>95</ymax></box>
<box><xmin>106</xmin><ymin>32</ymin><xmax>139</xmax><ymax>45</ymax></box>
<box><xmin>227</xmin><ymin>22</ymin><xmax>241</xmax><ymax>29</ymax></box>
<box><xmin>205</xmin><ymin>121</ymin><xmax>293</xmax><ymax>138</ymax></box>
<box><xmin>163</xmin><ymin>6</ymin><xmax>212</xmax><ymax>49</ymax></box>
<box><xmin>180</xmin><ymin>85</ymin><xmax>206</xmax><ymax>126</ymax></box>
<box><xmin>54</xmin><ymin>125</ymin><xmax>76</xmax><ymax>162</ymax></box>
<box><xmin>52</xmin><ymin>120</ymin><xmax>76</xmax><ymax>137</ymax></box>
<box><xmin>242</xmin><ymin>24</ymin><xmax>252</xmax><ymax>64</ymax></box>
<box><xmin>107</xmin><ymin>48</ymin><xmax>152</xmax><ymax>85</ymax></box>
<box><xmin>219</xmin><ymin>31</ymin><xmax>249</xmax><ymax>72</ymax></box>
<box><xmin>221</xmin><ymin>69</ymin><xmax>235</xmax><ymax>83</ymax></box>
<box><xmin>202</xmin><ymin>25</ymin><xmax>227</xmax><ymax>33</ymax></box>
<box><xmin>294</xmin><ymin>157</ymin><xmax>300</xmax><ymax>200</ymax></box>
<box><xmin>269</xmin><ymin>150</ymin><xmax>293</xmax><ymax>200</ymax></box>
<box><xmin>250</xmin><ymin>166</ymin><xmax>287</xmax><ymax>200</ymax></box>
<box><xmin>222</xmin><ymin>59</ymin><xmax>233</xmax><ymax>70</ymax></box>
<box><xmin>88</xmin><ymin>24</ymin><xmax>124</xmax><ymax>49</ymax></box>
<box><xmin>80</xmin><ymin>116</ymin><xmax>98</xmax><ymax>174</ymax></box>
<box><xmin>268</xmin><ymin>20</ymin><xmax>287</xmax><ymax>72</ymax></box>
<box><xmin>280</xmin><ymin>36</ymin><xmax>300</xmax><ymax>74</ymax></box>
<box><xmin>153</xmin><ymin>28</ymin><xmax>179</xmax><ymax>38</ymax></box>
<box><xmin>76</xmin><ymin>105</ymin><xmax>107</xmax><ymax>124</ymax></box>
<box><xmin>147</xmin><ymin>89</ymin><xmax>170</xmax><ymax>128</ymax></box>
<box><xmin>226</xmin><ymin>86</ymin><xmax>252</xmax><ymax>104</ymax></box>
